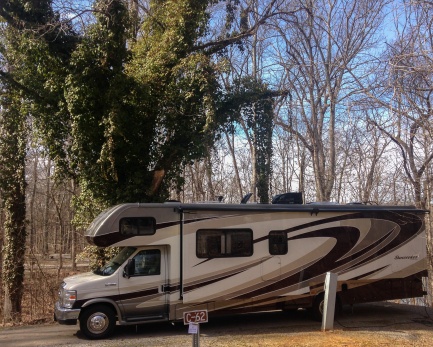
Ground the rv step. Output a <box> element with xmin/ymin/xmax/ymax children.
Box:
<box><xmin>125</xmin><ymin>315</ymin><xmax>167</xmax><ymax>322</ymax></box>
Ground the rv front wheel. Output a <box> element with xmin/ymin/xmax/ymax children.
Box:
<box><xmin>80</xmin><ymin>305</ymin><xmax>116</xmax><ymax>339</ymax></box>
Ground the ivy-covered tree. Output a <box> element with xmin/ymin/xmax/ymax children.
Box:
<box><xmin>65</xmin><ymin>0</ymin><xmax>220</xmax><ymax>206</ymax></box>
<box><xmin>0</xmin><ymin>0</ymin><xmax>77</xmax><ymax>322</ymax></box>
<box><xmin>63</xmin><ymin>0</ymin><xmax>281</xmax><ymax>206</ymax></box>
<box><xmin>0</xmin><ymin>89</ymin><xmax>27</xmax><ymax>322</ymax></box>
<box><xmin>125</xmin><ymin>0</ymin><xmax>220</xmax><ymax>201</ymax></box>
<box><xmin>1</xmin><ymin>0</ymin><xmax>281</xmax><ymax>208</ymax></box>
<box><xmin>0</xmin><ymin>0</ymin><xmax>282</xmax><ymax>317</ymax></box>
<box><xmin>0</xmin><ymin>0</ymin><xmax>77</xmax><ymax>169</ymax></box>
<box><xmin>220</xmin><ymin>76</ymin><xmax>276</xmax><ymax>203</ymax></box>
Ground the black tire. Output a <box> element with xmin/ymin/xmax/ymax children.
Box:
<box><xmin>311</xmin><ymin>292</ymin><xmax>325</xmax><ymax>321</ymax></box>
<box><xmin>310</xmin><ymin>293</ymin><xmax>342</xmax><ymax>322</ymax></box>
<box><xmin>79</xmin><ymin>305</ymin><xmax>116</xmax><ymax>339</ymax></box>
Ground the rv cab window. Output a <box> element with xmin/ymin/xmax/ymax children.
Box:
<box><xmin>96</xmin><ymin>246</ymin><xmax>137</xmax><ymax>276</ymax></box>
<box><xmin>196</xmin><ymin>229</ymin><xmax>253</xmax><ymax>258</ymax></box>
<box><xmin>120</xmin><ymin>217</ymin><xmax>156</xmax><ymax>235</ymax></box>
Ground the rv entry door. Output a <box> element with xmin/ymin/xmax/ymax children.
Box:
<box><xmin>118</xmin><ymin>246</ymin><xmax>168</xmax><ymax>322</ymax></box>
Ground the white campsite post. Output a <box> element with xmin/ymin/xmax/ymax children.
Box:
<box><xmin>322</xmin><ymin>272</ymin><xmax>338</xmax><ymax>331</ymax></box>
<box><xmin>192</xmin><ymin>324</ymin><xmax>200</xmax><ymax>347</ymax></box>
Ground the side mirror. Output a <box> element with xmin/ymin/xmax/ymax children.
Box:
<box><xmin>123</xmin><ymin>258</ymin><xmax>135</xmax><ymax>279</ymax></box>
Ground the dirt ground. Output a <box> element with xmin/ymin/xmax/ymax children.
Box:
<box><xmin>2</xmin><ymin>302</ymin><xmax>433</xmax><ymax>346</ymax></box>
<box><xmin>200</xmin><ymin>302</ymin><xmax>433</xmax><ymax>347</ymax></box>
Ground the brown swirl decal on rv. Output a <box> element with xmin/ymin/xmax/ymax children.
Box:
<box><xmin>87</xmin><ymin>216</ymin><xmax>219</xmax><ymax>247</ymax></box>
<box><xmin>72</xmin><ymin>287</ymin><xmax>161</xmax><ymax>309</ymax></box>
<box><xmin>236</xmin><ymin>211</ymin><xmax>422</xmax><ymax>299</ymax></box>
<box><xmin>213</xmin><ymin>211</ymin><xmax>423</xmax><ymax>302</ymax></box>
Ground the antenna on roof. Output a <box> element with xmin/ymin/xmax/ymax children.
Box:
<box><xmin>240</xmin><ymin>193</ymin><xmax>252</xmax><ymax>204</ymax></box>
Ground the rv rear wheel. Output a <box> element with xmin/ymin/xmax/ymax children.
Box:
<box><xmin>80</xmin><ymin>304</ymin><xmax>116</xmax><ymax>339</ymax></box>
<box><xmin>310</xmin><ymin>293</ymin><xmax>342</xmax><ymax>322</ymax></box>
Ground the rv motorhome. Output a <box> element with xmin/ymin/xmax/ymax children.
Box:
<box><xmin>54</xmin><ymin>196</ymin><xmax>428</xmax><ymax>339</ymax></box>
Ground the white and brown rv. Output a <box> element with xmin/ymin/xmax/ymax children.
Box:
<box><xmin>54</xmin><ymin>195</ymin><xmax>428</xmax><ymax>339</ymax></box>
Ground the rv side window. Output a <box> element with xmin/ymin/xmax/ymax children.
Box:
<box><xmin>120</xmin><ymin>217</ymin><xmax>156</xmax><ymax>235</ymax></box>
<box><xmin>269</xmin><ymin>231</ymin><xmax>288</xmax><ymax>255</ymax></box>
<box><xmin>196</xmin><ymin>229</ymin><xmax>253</xmax><ymax>258</ymax></box>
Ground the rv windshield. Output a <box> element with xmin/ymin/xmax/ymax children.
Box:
<box><xmin>94</xmin><ymin>247</ymin><xmax>137</xmax><ymax>276</ymax></box>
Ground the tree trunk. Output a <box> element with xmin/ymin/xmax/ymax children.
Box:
<box><xmin>128</xmin><ymin>0</ymin><xmax>139</xmax><ymax>41</ymax></box>
<box><xmin>0</xmin><ymin>97</ymin><xmax>27</xmax><ymax>323</ymax></box>
<box><xmin>224</xmin><ymin>131</ymin><xmax>244</xmax><ymax>200</ymax></box>
<box><xmin>43</xmin><ymin>157</ymin><xmax>51</xmax><ymax>257</ymax></box>
<box><xmin>70</xmin><ymin>179</ymin><xmax>77</xmax><ymax>271</ymax></box>
<box><xmin>29</xmin><ymin>150</ymin><xmax>38</xmax><ymax>252</ymax></box>
<box><xmin>205</xmin><ymin>151</ymin><xmax>215</xmax><ymax>200</ymax></box>
<box><xmin>0</xmin><ymin>189</ymin><xmax>4</xmax><ymax>322</ymax></box>
<box><xmin>251</xmin><ymin>120</ymin><xmax>257</xmax><ymax>202</ymax></box>
<box><xmin>250</xmin><ymin>0</ymin><xmax>259</xmax><ymax>202</ymax></box>
<box><xmin>422</xmin><ymin>161</ymin><xmax>432</xmax><ymax>306</ymax></box>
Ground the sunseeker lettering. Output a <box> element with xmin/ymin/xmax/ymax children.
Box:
<box><xmin>395</xmin><ymin>255</ymin><xmax>419</xmax><ymax>260</ymax></box>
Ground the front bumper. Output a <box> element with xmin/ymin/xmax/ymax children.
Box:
<box><xmin>54</xmin><ymin>301</ymin><xmax>80</xmax><ymax>325</ymax></box>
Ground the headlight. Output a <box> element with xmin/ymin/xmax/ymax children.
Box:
<box><xmin>63</xmin><ymin>290</ymin><xmax>77</xmax><ymax>308</ymax></box>
<box><xmin>58</xmin><ymin>283</ymin><xmax>77</xmax><ymax>308</ymax></box>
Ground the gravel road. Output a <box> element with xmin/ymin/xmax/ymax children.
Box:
<box><xmin>1</xmin><ymin>302</ymin><xmax>433</xmax><ymax>347</ymax></box>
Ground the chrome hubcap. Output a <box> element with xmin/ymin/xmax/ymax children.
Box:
<box><xmin>88</xmin><ymin>313</ymin><xmax>108</xmax><ymax>333</ymax></box>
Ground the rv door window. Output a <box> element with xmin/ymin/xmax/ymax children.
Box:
<box><xmin>131</xmin><ymin>249</ymin><xmax>161</xmax><ymax>276</ymax></box>
<box><xmin>120</xmin><ymin>217</ymin><xmax>156</xmax><ymax>235</ymax></box>
<box><xmin>196</xmin><ymin>229</ymin><xmax>253</xmax><ymax>258</ymax></box>
<box><xmin>269</xmin><ymin>231</ymin><xmax>288</xmax><ymax>255</ymax></box>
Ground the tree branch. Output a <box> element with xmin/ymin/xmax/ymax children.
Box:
<box><xmin>0</xmin><ymin>71</ymin><xmax>46</xmax><ymax>104</ymax></box>
<box><xmin>191</xmin><ymin>0</ymin><xmax>298</xmax><ymax>54</ymax></box>
<box><xmin>367</xmin><ymin>118</ymin><xmax>415</xmax><ymax>186</ymax></box>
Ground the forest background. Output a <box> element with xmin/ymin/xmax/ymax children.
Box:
<box><xmin>1</xmin><ymin>0</ymin><xmax>433</xmax><ymax>325</ymax></box>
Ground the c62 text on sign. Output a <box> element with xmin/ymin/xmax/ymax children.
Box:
<box><xmin>183</xmin><ymin>310</ymin><xmax>208</xmax><ymax>325</ymax></box>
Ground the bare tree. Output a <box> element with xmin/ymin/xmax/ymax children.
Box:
<box><xmin>367</xmin><ymin>0</ymin><xmax>433</xmax><ymax>303</ymax></box>
<box><xmin>338</xmin><ymin>113</ymin><xmax>391</xmax><ymax>203</ymax></box>
<box><xmin>273</xmin><ymin>0</ymin><xmax>389</xmax><ymax>201</ymax></box>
